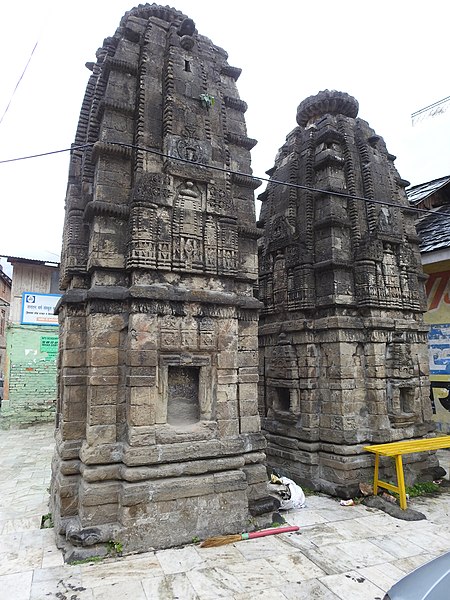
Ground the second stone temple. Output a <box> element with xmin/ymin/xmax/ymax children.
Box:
<box><xmin>258</xmin><ymin>90</ymin><xmax>437</xmax><ymax>497</ymax></box>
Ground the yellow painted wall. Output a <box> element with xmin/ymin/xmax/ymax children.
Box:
<box><xmin>424</xmin><ymin>260</ymin><xmax>450</xmax><ymax>433</ymax></box>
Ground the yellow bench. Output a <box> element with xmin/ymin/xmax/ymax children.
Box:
<box><xmin>364</xmin><ymin>436</ymin><xmax>450</xmax><ymax>510</ymax></box>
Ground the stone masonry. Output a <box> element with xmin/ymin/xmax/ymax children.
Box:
<box><xmin>51</xmin><ymin>4</ymin><xmax>273</xmax><ymax>561</ymax></box>
<box><xmin>258</xmin><ymin>90</ymin><xmax>439</xmax><ymax>497</ymax></box>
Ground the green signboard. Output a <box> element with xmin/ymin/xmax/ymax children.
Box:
<box><xmin>40</xmin><ymin>336</ymin><xmax>58</xmax><ymax>358</ymax></box>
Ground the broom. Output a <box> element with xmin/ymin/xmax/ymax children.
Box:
<box><xmin>200</xmin><ymin>525</ymin><xmax>299</xmax><ymax>548</ymax></box>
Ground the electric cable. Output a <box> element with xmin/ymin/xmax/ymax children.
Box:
<box><xmin>0</xmin><ymin>42</ymin><xmax>39</xmax><ymax>127</ymax></box>
<box><xmin>0</xmin><ymin>143</ymin><xmax>93</xmax><ymax>164</ymax></box>
<box><xmin>0</xmin><ymin>140</ymin><xmax>442</xmax><ymax>218</ymax></box>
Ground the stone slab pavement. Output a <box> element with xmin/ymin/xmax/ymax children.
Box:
<box><xmin>1</xmin><ymin>423</ymin><xmax>449</xmax><ymax>600</ymax></box>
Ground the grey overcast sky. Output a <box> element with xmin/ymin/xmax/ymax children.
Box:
<box><xmin>1</xmin><ymin>0</ymin><xmax>449</xmax><ymax>274</ymax></box>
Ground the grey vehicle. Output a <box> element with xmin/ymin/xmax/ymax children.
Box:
<box><xmin>384</xmin><ymin>551</ymin><xmax>450</xmax><ymax>600</ymax></box>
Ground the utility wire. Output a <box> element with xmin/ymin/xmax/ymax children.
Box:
<box><xmin>0</xmin><ymin>42</ymin><xmax>39</xmax><ymax>127</ymax></box>
<box><xmin>0</xmin><ymin>140</ymin><xmax>442</xmax><ymax>217</ymax></box>
<box><xmin>411</xmin><ymin>95</ymin><xmax>450</xmax><ymax>119</ymax></box>
<box><xmin>0</xmin><ymin>143</ymin><xmax>92</xmax><ymax>164</ymax></box>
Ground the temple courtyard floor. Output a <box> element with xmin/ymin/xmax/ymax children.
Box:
<box><xmin>0</xmin><ymin>423</ymin><xmax>449</xmax><ymax>600</ymax></box>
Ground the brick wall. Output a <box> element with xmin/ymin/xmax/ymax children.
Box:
<box><xmin>1</xmin><ymin>323</ymin><xmax>57</xmax><ymax>427</ymax></box>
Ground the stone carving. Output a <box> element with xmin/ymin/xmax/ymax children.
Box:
<box><xmin>207</xmin><ymin>184</ymin><xmax>234</xmax><ymax>215</ymax></box>
<box><xmin>133</xmin><ymin>173</ymin><xmax>172</xmax><ymax>206</ymax></box>
<box><xmin>51</xmin><ymin>4</ymin><xmax>272</xmax><ymax>562</ymax></box>
<box><xmin>67</xmin><ymin>528</ymin><xmax>102</xmax><ymax>547</ymax></box>
<box><xmin>258</xmin><ymin>90</ymin><xmax>437</xmax><ymax>498</ymax></box>
<box><xmin>176</xmin><ymin>128</ymin><xmax>204</xmax><ymax>162</ymax></box>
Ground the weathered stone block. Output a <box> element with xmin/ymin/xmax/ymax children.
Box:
<box><xmin>148</xmin><ymin>475</ymin><xmax>215</xmax><ymax>501</ymax></box>
<box><xmin>89</xmin><ymin>405</ymin><xmax>116</xmax><ymax>425</ymax></box>
<box><xmin>215</xmin><ymin>401</ymin><xmax>238</xmax><ymax>421</ymax></box>
<box><xmin>127</xmin><ymin>426</ymin><xmax>156</xmax><ymax>447</ymax></box>
<box><xmin>240</xmin><ymin>399</ymin><xmax>259</xmax><ymax>416</ymax></box>
<box><xmin>65</xmin><ymin>332</ymin><xmax>87</xmax><ymax>349</ymax></box>
<box><xmin>239</xmin><ymin>382</ymin><xmax>258</xmax><ymax>400</ymax></box>
<box><xmin>67</xmin><ymin>401</ymin><xmax>86</xmax><ymax>422</ymax></box>
<box><xmin>246</xmin><ymin>482</ymin><xmax>269</xmax><ymax>500</ymax></box>
<box><xmin>80</xmin><ymin>481</ymin><xmax>120</xmax><ymax>506</ymax></box>
<box><xmin>61</xmin><ymin>420</ymin><xmax>85</xmax><ymax>440</ymax></box>
<box><xmin>89</xmin><ymin>376</ymin><xmax>120</xmax><ymax>386</ymax></box>
<box><xmin>89</xmin><ymin>330</ymin><xmax>120</xmax><ymax>348</ymax></box>
<box><xmin>217</xmin><ymin>371</ymin><xmax>238</xmax><ymax>385</ymax></box>
<box><xmin>63</xmin><ymin>350</ymin><xmax>86</xmax><ymax>368</ymax></box>
<box><xmin>218</xmin><ymin>419</ymin><xmax>239</xmax><ymax>437</ymax></box>
<box><xmin>128</xmin><ymin>404</ymin><xmax>155</xmax><ymax>427</ymax></box>
<box><xmin>240</xmin><ymin>415</ymin><xmax>261</xmax><ymax>433</ymax></box>
<box><xmin>216</xmin><ymin>351</ymin><xmax>236</xmax><ymax>369</ymax></box>
<box><xmin>213</xmin><ymin>470</ymin><xmax>247</xmax><ymax>493</ymax></box>
<box><xmin>80</xmin><ymin>503</ymin><xmax>118</xmax><ymax>526</ymax></box>
<box><xmin>238</xmin><ymin>351</ymin><xmax>258</xmax><ymax>368</ymax></box>
<box><xmin>242</xmin><ymin>463</ymin><xmax>268</xmax><ymax>485</ymax></box>
<box><xmin>127</xmin><ymin>350</ymin><xmax>158</xmax><ymax>367</ymax></box>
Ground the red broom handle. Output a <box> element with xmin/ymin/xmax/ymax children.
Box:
<box><xmin>244</xmin><ymin>526</ymin><xmax>299</xmax><ymax>540</ymax></box>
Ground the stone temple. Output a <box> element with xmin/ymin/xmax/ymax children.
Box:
<box><xmin>51</xmin><ymin>4</ymin><xmax>273</xmax><ymax>560</ymax></box>
<box><xmin>258</xmin><ymin>90</ymin><xmax>438</xmax><ymax>497</ymax></box>
<box><xmin>52</xmin><ymin>3</ymin><xmax>441</xmax><ymax>559</ymax></box>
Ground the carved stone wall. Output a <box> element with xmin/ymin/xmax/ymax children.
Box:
<box><xmin>258</xmin><ymin>90</ymin><xmax>438</xmax><ymax>497</ymax></box>
<box><xmin>51</xmin><ymin>4</ymin><xmax>272</xmax><ymax>561</ymax></box>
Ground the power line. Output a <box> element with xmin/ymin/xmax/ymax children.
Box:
<box><xmin>412</xmin><ymin>95</ymin><xmax>450</xmax><ymax>119</ymax></box>
<box><xmin>0</xmin><ymin>143</ymin><xmax>92</xmax><ymax>164</ymax></box>
<box><xmin>0</xmin><ymin>140</ymin><xmax>442</xmax><ymax>217</ymax></box>
<box><xmin>0</xmin><ymin>42</ymin><xmax>39</xmax><ymax>128</ymax></box>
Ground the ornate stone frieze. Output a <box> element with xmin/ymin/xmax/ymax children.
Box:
<box><xmin>132</xmin><ymin>173</ymin><xmax>172</xmax><ymax>206</ymax></box>
<box><xmin>206</xmin><ymin>184</ymin><xmax>235</xmax><ymax>215</ymax></box>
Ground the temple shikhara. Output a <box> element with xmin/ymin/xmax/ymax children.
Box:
<box><xmin>258</xmin><ymin>90</ymin><xmax>437</xmax><ymax>497</ymax></box>
<box><xmin>51</xmin><ymin>4</ymin><xmax>439</xmax><ymax>560</ymax></box>
<box><xmin>51</xmin><ymin>4</ymin><xmax>272</xmax><ymax>560</ymax></box>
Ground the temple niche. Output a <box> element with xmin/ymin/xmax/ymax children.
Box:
<box><xmin>258</xmin><ymin>90</ymin><xmax>438</xmax><ymax>497</ymax></box>
<box><xmin>51</xmin><ymin>4</ymin><xmax>272</xmax><ymax>560</ymax></box>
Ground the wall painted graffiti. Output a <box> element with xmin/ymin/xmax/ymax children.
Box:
<box><xmin>425</xmin><ymin>269</ymin><xmax>450</xmax><ymax>433</ymax></box>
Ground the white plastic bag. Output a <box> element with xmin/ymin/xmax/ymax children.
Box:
<box><xmin>268</xmin><ymin>475</ymin><xmax>306</xmax><ymax>510</ymax></box>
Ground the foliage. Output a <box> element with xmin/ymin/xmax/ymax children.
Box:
<box><xmin>384</xmin><ymin>480</ymin><xmax>441</xmax><ymax>502</ymax></box>
<box><xmin>199</xmin><ymin>93</ymin><xmax>215</xmax><ymax>109</ymax></box>
<box><xmin>40</xmin><ymin>513</ymin><xmax>54</xmax><ymax>529</ymax></box>
<box><xmin>405</xmin><ymin>481</ymin><xmax>440</xmax><ymax>497</ymax></box>
<box><xmin>70</xmin><ymin>555</ymin><xmax>104</xmax><ymax>565</ymax></box>
<box><xmin>107</xmin><ymin>539</ymin><xmax>123</xmax><ymax>555</ymax></box>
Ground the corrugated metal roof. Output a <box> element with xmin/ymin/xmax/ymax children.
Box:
<box><xmin>416</xmin><ymin>204</ymin><xmax>450</xmax><ymax>253</ymax></box>
<box><xmin>407</xmin><ymin>175</ymin><xmax>450</xmax><ymax>205</ymax></box>
<box><xmin>1</xmin><ymin>252</ymin><xmax>60</xmax><ymax>265</ymax></box>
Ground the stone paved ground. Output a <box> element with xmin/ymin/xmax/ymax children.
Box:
<box><xmin>0</xmin><ymin>423</ymin><xmax>449</xmax><ymax>600</ymax></box>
